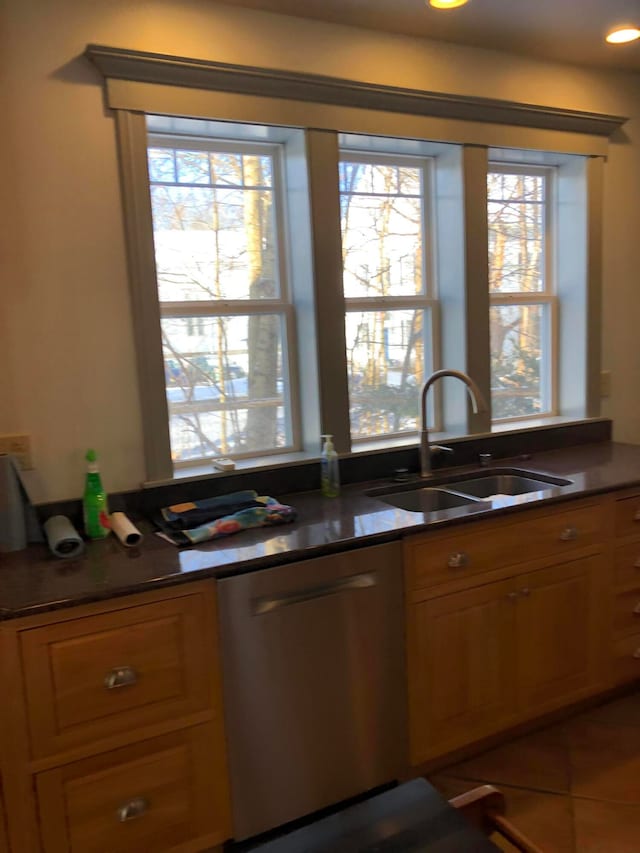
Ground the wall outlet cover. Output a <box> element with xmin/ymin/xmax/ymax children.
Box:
<box><xmin>600</xmin><ymin>370</ymin><xmax>612</xmax><ymax>398</ymax></box>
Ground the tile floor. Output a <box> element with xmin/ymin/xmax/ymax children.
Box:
<box><xmin>430</xmin><ymin>689</ymin><xmax>640</xmax><ymax>852</ymax></box>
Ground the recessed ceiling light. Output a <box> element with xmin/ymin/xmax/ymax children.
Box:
<box><xmin>429</xmin><ymin>0</ymin><xmax>470</xmax><ymax>9</ymax></box>
<box><xmin>606</xmin><ymin>26</ymin><xmax>640</xmax><ymax>44</ymax></box>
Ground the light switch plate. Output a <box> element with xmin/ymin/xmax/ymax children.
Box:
<box><xmin>0</xmin><ymin>434</ymin><xmax>33</xmax><ymax>470</ymax></box>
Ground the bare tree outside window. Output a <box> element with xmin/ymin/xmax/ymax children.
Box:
<box><xmin>339</xmin><ymin>155</ymin><xmax>436</xmax><ymax>440</ymax></box>
<box><xmin>488</xmin><ymin>167</ymin><xmax>554</xmax><ymax>420</ymax></box>
<box><xmin>147</xmin><ymin>140</ymin><xmax>296</xmax><ymax>464</ymax></box>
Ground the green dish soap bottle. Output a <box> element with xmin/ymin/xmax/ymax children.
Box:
<box><xmin>320</xmin><ymin>434</ymin><xmax>340</xmax><ymax>498</ymax></box>
<box><xmin>83</xmin><ymin>449</ymin><xmax>110</xmax><ymax>539</ymax></box>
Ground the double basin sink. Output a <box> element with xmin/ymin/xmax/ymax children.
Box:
<box><xmin>367</xmin><ymin>468</ymin><xmax>573</xmax><ymax>514</ymax></box>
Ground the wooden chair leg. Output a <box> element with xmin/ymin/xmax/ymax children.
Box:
<box><xmin>449</xmin><ymin>784</ymin><xmax>545</xmax><ymax>853</ymax></box>
<box><xmin>449</xmin><ymin>784</ymin><xmax>506</xmax><ymax>838</ymax></box>
<box><xmin>490</xmin><ymin>812</ymin><xmax>546</xmax><ymax>853</ymax></box>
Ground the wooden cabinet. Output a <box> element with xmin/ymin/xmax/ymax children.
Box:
<box><xmin>516</xmin><ymin>558</ymin><xmax>598</xmax><ymax>712</ymax></box>
<box><xmin>612</xmin><ymin>633</ymin><xmax>640</xmax><ymax>684</ymax></box>
<box><xmin>0</xmin><ymin>581</ymin><xmax>231</xmax><ymax>853</ymax></box>
<box><xmin>614</xmin><ymin>493</ymin><xmax>640</xmax><ymax>537</ymax></box>
<box><xmin>610</xmin><ymin>489</ymin><xmax>640</xmax><ymax>685</ymax></box>
<box><xmin>0</xmin><ymin>488</ymin><xmax>633</xmax><ymax>846</ymax></box>
<box><xmin>405</xmin><ymin>498</ymin><xmax>608</xmax><ymax>765</ymax></box>
<box><xmin>0</xmin><ymin>788</ymin><xmax>7</xmax><ymax>853</ymax></box>
<box><xmin>407</xmin><ymin>578</ymin><xmax>517</xmax><ymax>762</ymax></box>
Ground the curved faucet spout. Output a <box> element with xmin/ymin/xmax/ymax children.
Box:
<box><xmin>419</xmin><ymin>369</ymin><xmax>488</xmax><ymax>478</ymax></box>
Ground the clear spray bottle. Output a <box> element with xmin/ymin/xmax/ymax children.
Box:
<box><xmin>320</xmin><ymin>434</ymin><xmax>340</xmax><ymax>498</ymax></box>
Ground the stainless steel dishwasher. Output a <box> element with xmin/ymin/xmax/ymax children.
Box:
<box><xmin>218</xmin><ymin>541</ymin><xmax>406</xmax><ymax>841</ymax></box>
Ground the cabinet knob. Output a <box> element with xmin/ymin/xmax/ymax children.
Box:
<box><xmin>520</xmin><ymin>588</ymin><xmax>531</xmax><ymax>597</ymax></box>
<box><xmin>447</xmin><ymin>552</ymin><xmax>469</xmax><ymax>569</ymax></box>
<box><xmin>104</xmin><ymin>666</ymin><xmax>138</xmax><ymax>690</ymax></box>
<box><xmin>634</xmin><ymin>558</ymin><xmax>640</xmax><ymax>569</ymax></box>
<box><xmin>634</xmin><ymin>509</ymin><xmax>640</xmax><ymax>522</ymax></box>
<box><xmin>559</xmin><ymin>527</ymin><xmax>578</xmax><ymax>542</ymax></box>
<box><xmin>633</xmin><ymin>648</ymin><xmax>640</xmax><ymax>660</ymax></box>
<box><xmin>117</xmin><ymin>797</ymin><xmax>148</xmax><ymax>823</ymax></box>
<box><xmin>506</xmin><ymin>592</ymin><xmax>520</xmax><ymax>602</ymax></box>
<box><xmin>633</xmin><ymin>603</ymin><xmax>640</xmax><ymax>616</ymax></box>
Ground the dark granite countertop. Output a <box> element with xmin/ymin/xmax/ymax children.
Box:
<box><xmin>2</xmin><ymin>440</ymin><xmax>640</xmax><ymax>621</ymax></box>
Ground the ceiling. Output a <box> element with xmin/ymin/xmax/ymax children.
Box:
<box><xmin>219</xmin><ymin>0</ymin><xmax>640</xmax><ymax>73</ymax></box>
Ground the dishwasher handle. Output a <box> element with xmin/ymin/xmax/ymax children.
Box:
<box><xmin>252</xmin><ymin>572</ymin><xmax>378</xmax><ymax>615</ymax></box>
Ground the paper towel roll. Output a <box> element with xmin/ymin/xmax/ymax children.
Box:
<box><xmin>43</xmin><ymin>515</ymin><xmax>85</xmax><ymax>559</ymax></box>
<box><xmin>111</xmin><ymin>512</ymin><xmax>144</xmax><ymax>547</ymax></box>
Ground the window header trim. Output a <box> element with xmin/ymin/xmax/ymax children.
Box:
<box><xmin>85</xmin><ymin>44</ymin><xmax>626</xmax><ymax>141</ymax></box>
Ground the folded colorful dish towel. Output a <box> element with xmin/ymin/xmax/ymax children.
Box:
<box><xmin>156</xmin><ymin>490</ymin><xmax>297</xmax><ymax>546</ymax></box>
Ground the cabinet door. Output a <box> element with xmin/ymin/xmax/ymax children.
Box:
<box><xmin>0</xmin><ymin>788</ymin><xmax>7</xmax><ymax>853</ymax></box>
<box><xmin>517</xmin><ymin>556</ymin><xmax>599</xmax><ymax>714</ymax></box>
<box><xmin>407</xmin><ymin>578</ymin><xmax>517</xmax><ymax>765</ymax></box>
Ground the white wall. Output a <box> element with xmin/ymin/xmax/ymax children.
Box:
<box><xmin>3</xmin><ymin>0</ymin><xmax>640</xmax><ymax>501</ymax></box>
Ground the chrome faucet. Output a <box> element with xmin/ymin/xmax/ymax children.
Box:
<box><xmin>419</xmin><ymin>369</ymin><xmax>488</xmax><ymax>477</ymax></box>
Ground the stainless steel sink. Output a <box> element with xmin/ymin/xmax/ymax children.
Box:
<box><xmin>368</xmin><ymin>467</ymin><xmax>573</xmax><ymax>513</ymax></box>
<box><xmin>369</xmin><ymin>487</ymin><xmax>482</xmax><ymax>513</ymax></box>
<box><xmin>442</xmin><ymin>472</ymin><xmax>572</xmax><ymax>498</ymax></box>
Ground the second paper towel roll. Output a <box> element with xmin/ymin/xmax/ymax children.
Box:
<box><xmin>44</xmin><ymin>515</ymin><xmax>84</xmax><ymax>559</ymax></box>
<box><xmin>111</xmin><ymin>512</ymin><xmax>144</xmax><ymax>547</ymax></box>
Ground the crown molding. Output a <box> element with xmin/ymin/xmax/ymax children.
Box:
<box><xmin>85</xmin><ymin>44</ymin><xmax>626</xmax><ymax>137</ymax></box>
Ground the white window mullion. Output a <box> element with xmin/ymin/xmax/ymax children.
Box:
<box><xmin>343</xmin><ymin>297</ymin><xmax>438</xmax><ymax>312</ymax></box>
<box><xmin>160</xmin><ymin>300</ymin><xmax>290</xmax><ymax>317</ymax></box>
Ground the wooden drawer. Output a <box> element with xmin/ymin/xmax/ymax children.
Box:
<box><xmin>36</xmin><ymin>725</ymin><xmax>230</xmax><ymax>853</ymax></box>
<box><xmin>615</xmin><ymin>541</ymin><xmax>640</xmax><ymax>589</ymax></box>
<box><xmin>406</xmin><ymin>501</ymin><xmax>605</xmax><ymax>592</ymax></box>
<box><xmin>615</xmin><ymin>493</ymin><xmax>640</xmax><ymax>539</ymax></box>
<box><xmin>613</xmin><ymin>588</ymin><xmax>640</xmax><ymax>638</ymax></box>
<box><xmin>21</xmin><ymin>590</ymin><xmax>214</xmax><ymax>758</ymax></box>
<box><xmin>612</xmin><ymin>633</ymin><xmax>640</xmax><ymax>685</ymax></box>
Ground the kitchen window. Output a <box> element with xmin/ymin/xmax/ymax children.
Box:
<box><xmin>108</xmin><ymin>87</ymin><xmax>602</xmax><ymax>480</ymax></box>
<box><xmin>146</xmin><ymin>135</ymin><xmax>300</xmax><ymax>466</ymax></box>
<box><xmin>133</xmin><ymin>133</ymin><xmax>591</xmax><ymax>475</ymax></box>
<box><xmin>339</xmin><ymin>153</ymin><xmax>438</xmax><ymax>441</ymax></box>
<box><xmin>488</xmin><ymin>165</ymin><xmax>556</xmax><ymax>422</ymax></box>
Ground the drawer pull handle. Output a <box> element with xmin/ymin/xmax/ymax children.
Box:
<box><xmin>633</xmin><ymin>649</ymin><xmax>640</xmax><ymax>660</ymax></box>
<box><xmin>104</xmin><ymin>666</ymin><xmax>138</xmax><ymax>690</ymax></box>
<box><xmin>447</xmin><ymin>552</ymin><xmax>469</xmax><ymax>569</ymax></box>
<box><xmin>559</xmin><ymin>527</ymin><xmax>578</xmax><ymax>542</ymax></box>
<box><xmin>117</xmin><ymin>797</ymin><xmax>148</xmax><ymax>823</ymax></box>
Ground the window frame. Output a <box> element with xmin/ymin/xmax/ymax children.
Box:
<box><xmin>487</xmin><ymin>162</ymin><xmax>558</xmax><ymax>423</ymax></box>
<box><xmin>115</xmin><ymin>107</ymin><xmax>601</xmax><ymax>484</ymax></box>
<box><xmin>338</xmin><ymin>150</ymin><xmax>442</xmax><ymax>442</ymax></box>
<box><xmin>146</xmin><ymin>132</ymin><xmax>302</xmax><ymax>467</ymax></box>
